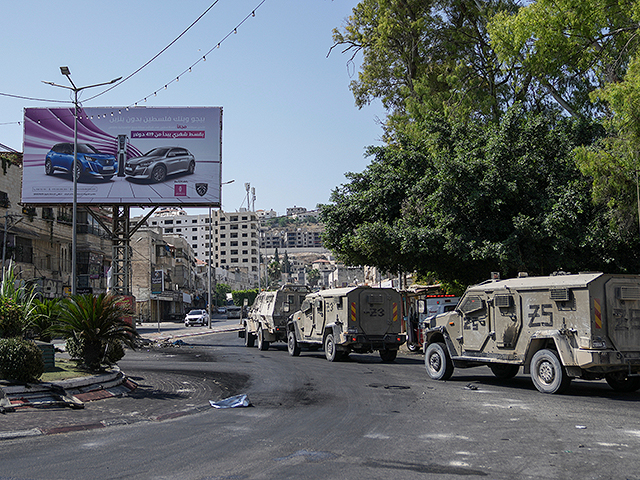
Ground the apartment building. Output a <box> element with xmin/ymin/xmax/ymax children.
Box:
<box><xmin>141</xmin><ymin>207</ymin><xmax>260</xmax><ymax>287</ymax></box>
<box><xmin>0</xmin><ymin>152</ymin><xmax>113</xmax><ymax>296</ymax></box>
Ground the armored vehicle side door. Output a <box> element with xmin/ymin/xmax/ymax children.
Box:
<box><xmin>459</xmin><ymin>294</ymin><xmax>491</xmax><ymax>352</ymax></box>
<box><xmin>312</xmin><ymin>297</ymin><xmax>327</xmax><ymax>339</ymax></box>
<box><xmin>490</xmin><ymin>293</ymin><xmax>522</xmax><ymax>349</ymax></box>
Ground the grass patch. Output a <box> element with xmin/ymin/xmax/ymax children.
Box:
<box><xmin>40</xmin><ymin>358</ymin><xmax>92</xmax><ymax>382</ymax></box>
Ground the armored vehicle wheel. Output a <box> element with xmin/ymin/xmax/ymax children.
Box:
<box><xmin>425</xmin><ymin>342</ymin><xmax>454</xmax><ymax>380</ymax></box>
<box><xmin>288</xmin><ymin>330</ymin><xmax>301</xmax><ymax>356</ymax></box>
<box><xmin>244</xmin><ymin>325</ymin><xmax>255</xmax><ymax>348</ymax></box>
<box><xmin>490</xmin><ymin>364</ymin><xmax>520</xmax><ymax>380</ymax></box>
<box><xmin>257</xmin><ymin>327</ymin><xmax>270</xmax><ymax>351</ymax></box>
<box><xmin>324</xmin><ymin>333</ymin><xmax>340</xmax><ymax>362</ymax></box>
<box><xmin>605</xmin><ymin>372</ymin><xmax>640</xmax><ymax>392</ymax></box>
<box><xmin>379</xmin><ymin>349</ymin><xmax>397</xmax><ymax>363</ymax></box>
<box><xmin>530</xmin><ymin>349</ymin><xmax>571</xmax><ymax>394</ymax></box>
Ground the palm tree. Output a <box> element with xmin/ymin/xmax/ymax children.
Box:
<box><xmin>51</xmin><ymin>293</ymin><xmax>139</xmax><ymax>371</ymax></box>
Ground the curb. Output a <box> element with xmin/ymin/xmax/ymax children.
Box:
<box><xmin>1</xmin><ymin>367</ymin><xmax>135</xmax><ymax>414</ymax></box>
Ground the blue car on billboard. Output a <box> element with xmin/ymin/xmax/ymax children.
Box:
<box><xmin>44</xmin><ymin>143</ymin><xmax>117</xmax><ymax>181</ymax></box>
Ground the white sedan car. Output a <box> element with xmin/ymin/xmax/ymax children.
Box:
<box><xmin>184</xmin><ymin>309</ymin><xmax>209</xmax><ymax>327</ymax></box>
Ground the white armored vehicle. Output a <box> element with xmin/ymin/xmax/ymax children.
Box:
<box><xmin>240</xmin><ymin>284</ymin><xmax>311</xmax><ymax>350</ymax></box>
<box><xmin>424</xmin><ymin>272</ymin><xmax>640</xmax><ymax>393</ymax></box>
<box><xmin>287</xmin><ymin>286</ymin><xmax>406</xmax><ymax>362</ymax></box>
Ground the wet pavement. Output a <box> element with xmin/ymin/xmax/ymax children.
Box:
<box><xmin>0</xmin><ymin>320</ymin><xmax>243</xmax><ymax>441</ymax></box>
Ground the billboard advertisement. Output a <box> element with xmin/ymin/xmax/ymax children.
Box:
<box><xmin>22</xmin><ymin>106</ymin><xmax>222</xmax><ymax>206</ymax></box>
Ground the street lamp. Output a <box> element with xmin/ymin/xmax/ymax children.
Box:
<box><xmin>43</xmin><ymin>67</ymin><xmax>121</xmax><ymax>295</ymax></box>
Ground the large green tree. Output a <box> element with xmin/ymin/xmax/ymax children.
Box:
<box><xmin>488</xmin><ymin>0</ymin><xmax>640</xmax><ymax>119</ymax></box>
<box><xmin>331</xmin><ymin>0</ymin><xmax>521</xmax><ymax>131</ymax></box>
<box><xmin>321</xmin><ymin>107</ymin><xmax>640</xmax><ymax>285</ymax></box>
<box><xmin>489</xmin><ymin>0</ymin><xmax>640</xmax><ymax>236</ymax></box>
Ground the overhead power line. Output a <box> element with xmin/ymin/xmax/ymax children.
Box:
<box><xmin>85</xmin><ymin>0</ymin><xmax>223</xmax><ymax>102</ymax></box>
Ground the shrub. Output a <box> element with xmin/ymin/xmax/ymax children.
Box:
<box><xmin>66</xmin><ymin>336</ymin><xmax>125</xmax><ymax>366</ymax></box>
<box><xmin>0</xmin><ymin>297</ymin><xmax>23</xmax><ymax>338</ymax></box>
<box><xmin>65</xmin><ymin>335</ymin><xmax>85</xmax><ymax>360</ymax></box>
<box><xmin>105</xmin><ymin>340</ymin><xmax>125</xmax><ymax>365</ymax></box>
<box><xmin>0</xmin><ymin>337</ymin><xmax>44</xmax><ymax>383</ymax></box>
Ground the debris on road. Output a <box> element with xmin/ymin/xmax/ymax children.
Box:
<box><xmin>210</xmin><ymin>394</ymin><xmax>251</xmax><ymax>409</ymax></box>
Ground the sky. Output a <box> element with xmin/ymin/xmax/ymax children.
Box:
<box><xmin>0</xmin><ymin>0</ymin><xmax>386</xmax><ymax>217</ymax></box>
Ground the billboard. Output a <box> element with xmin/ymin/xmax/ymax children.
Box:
<box><xmin>22</xmin><ymin>106</ymin><xmax>222</xmax><ymax>206</ymax></box>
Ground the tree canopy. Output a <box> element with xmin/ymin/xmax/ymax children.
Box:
<box><xmin>322</xmin><ymin>0</ymin><xmax>640</xmax><ymax>286</ymax></box>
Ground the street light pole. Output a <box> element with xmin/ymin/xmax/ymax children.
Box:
<box><xmin>43</xmin><ymin>67</ymin><xmax>121</xmax><ymax>295</ymax></box>
<box><xmin>208</xmin><ymin>205</ymin><xmax>212</xmax><ymax>328</ymax></box>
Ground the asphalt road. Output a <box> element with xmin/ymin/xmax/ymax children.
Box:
<box><xmin>2</xmin><ymin>330</ymin><xmax>640</xmax><ymax>480</ymax></box>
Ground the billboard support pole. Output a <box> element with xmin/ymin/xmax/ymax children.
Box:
<box><xmin>110</xmin><ymin>205</ymin><xmax>132</xmax><ymax>296</ymax></box>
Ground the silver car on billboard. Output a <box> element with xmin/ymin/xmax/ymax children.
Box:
<box><xmin>124</xmin><ymin>146</ymin><xmax>196</xmax><ymax>183</ymax></box>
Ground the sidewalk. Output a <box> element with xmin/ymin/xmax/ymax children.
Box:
<box><xmin>0</xmin><ymin>320</ymin><xmax>243</xmax><ymax>438</ymax></box>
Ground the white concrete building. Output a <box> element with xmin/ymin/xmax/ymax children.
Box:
<box><xmin>139</xmin><ymin>207</ymin><xmax>260</xmax><ymax>288</ymax></box>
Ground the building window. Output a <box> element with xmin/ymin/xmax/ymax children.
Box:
<box><xmin>165</xmin><ymin>220</ymin><xmax>173</xmax><ymax>225</ymax></box>
<box><xmin>0</xmin><ymin>191</ymin><xmax>10</xmax><ymax>208</ymax></box>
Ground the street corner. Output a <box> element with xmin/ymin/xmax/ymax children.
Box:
<box><xmin>1</xmin><ymin>368</ymin><xmax>137</xmax><ymax>413</ymax></box>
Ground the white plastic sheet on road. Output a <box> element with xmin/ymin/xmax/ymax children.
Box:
<box><xmin>209</xmin><ymin>394</ymin><xmax>251</xmax><ymax>409</ymax></box>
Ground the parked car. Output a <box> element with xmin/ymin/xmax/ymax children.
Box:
<box><xmin>44</xmin><ymin>143</ymin><xmax>117</xmax><ymax>181</ymax></box>
<box><xmin>184</xmin><ymin>309</ymin><xmax>209</xmax><ymax>327</ymax></box>
<box><xmin>124</xmin><ymin>146</ymin><xmax>195</xmax><ymax>183</ymax></box>
<box><xmin>217</xmin><ymin>306</ymin><xmax>227</xmax><ymax>314</ymax></box>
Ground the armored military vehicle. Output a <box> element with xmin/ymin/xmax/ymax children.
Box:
<box><xmin>423</xmin><ymin>272</ymin><xmax>640</xmax><ymax>393</ymax></box>
<box><xmin>287</xmin><ymin>286</ymin><xmax>406</xmax><ymax>362</ymax></box>
<box><xmin>240</xmin><ymin>284</ymin><xmax>311</xmax><ymax>350</ymax></box>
